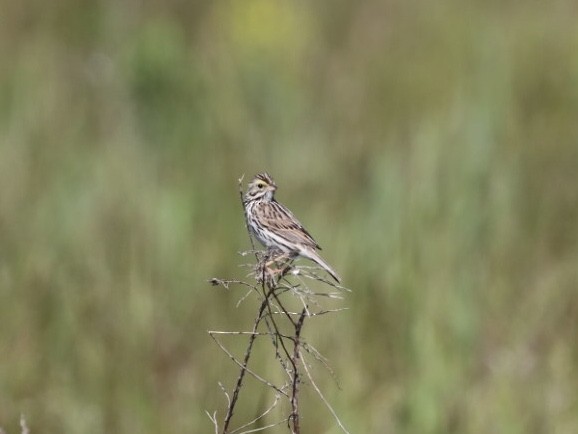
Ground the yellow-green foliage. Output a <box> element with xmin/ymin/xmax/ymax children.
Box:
<box><xmin>1</xmin><ymin>1</ymin><xmax>577</xmax><ymax>432</ymax></box>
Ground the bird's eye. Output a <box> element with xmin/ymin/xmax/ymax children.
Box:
<box><xmin>257</xmin><ymin>183</ymin><xmax>264</xmax><ymax>189</ymax></box>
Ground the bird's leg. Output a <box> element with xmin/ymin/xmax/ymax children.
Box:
<box><xmin>265</xmin><ymin>252</ymin><xmax>288</xmax><ymax>266</ymax></box>
<box><xmin>254</xmin><ymin>249</ymin><xmax>283</xmax><ymax>283</ymax></box>
<box><xmin>269</xmin><ymin>253</ymin><xmax>299</xmax><ymax>281</ymax></box>
<box><xmin>264</xmin><ymin>250</ymin><xmax>296</xmax><ymax>279</ymax></box>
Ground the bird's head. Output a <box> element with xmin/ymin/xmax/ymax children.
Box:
<box><xmin>244</xmin><ymin>172</ymin><xmax>277</xmax><ymax>202</ymax></box>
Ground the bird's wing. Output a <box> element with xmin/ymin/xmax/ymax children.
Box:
<box><xmin>257</xmin><ymin>200</ymin><xmax>321</xmax><ymax>250</ymax></box>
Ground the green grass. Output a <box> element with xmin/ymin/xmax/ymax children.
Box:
<box><xmin>1</xmin><ymin>0</ymin><xmax>578</xmax><ymax>432</ymax></box>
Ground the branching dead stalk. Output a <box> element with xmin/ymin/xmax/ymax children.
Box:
<box><xmin>221</xmin><ymin>283</ymin><xmax>277</xmax><ymax>434</ymax></box>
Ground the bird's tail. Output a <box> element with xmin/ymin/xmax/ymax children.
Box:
<box><xmin>301</xmin><ymin>249</ymin><xmax>341</xmax><ymax>283</ymax></box>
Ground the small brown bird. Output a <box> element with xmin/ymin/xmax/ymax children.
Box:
<box><xmin>243</xmin><ymin>173</ymin><xmax>341</xmax><ymax>283</ymax></box>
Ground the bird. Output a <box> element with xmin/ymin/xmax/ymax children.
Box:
<box><xmin>243</xmin><ymin>172</ymin><xmax>341</xmax><ymax>283</ymax></box>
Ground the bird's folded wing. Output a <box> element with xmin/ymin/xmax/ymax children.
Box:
<box><xmin>258</xmin><ymin>201</ymin><xmax>322</xmax><ymax>250</ymax></box>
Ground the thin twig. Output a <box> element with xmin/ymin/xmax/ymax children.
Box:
<box><xmin>268</xmin><ymin>307</ymin><xmax>350</xmax><ymax>317</ymax></box>
<box><xmin>209</xmin><ymin>278</ymin><xmax>258</xmax><ymax>292</ymax></box>
<box><xmin>238</xmin><ymin>175</ymin><xmax>258</xmax><ymax>258</ymax></box>
<box><xmin>210</xmin><ymin>326</ymin><xmax>289</xmax><ymax>398</ymax></box>
<box><xmin>302</xmin><ymin>343</ymin><xmax>342</xmax><ymax>389</ymax></box>
<box><xmin>211</xmin><ymin>334</ymin><xmax>287</xmax><ymax>396</ymax></box>
<box><xmin>259</xmin><ymin>265</ymin><xmax>299</xmax><ymax>382</ymax></box>
<box><xmin>230</xmin><ymin>394</ymin><xmax>281</xmax><ymax>434</ymax></box>
<box><xmin>289</xmin><ymin>308</ymin><xmax>306</xmax><ymax>434</ymax></box>
<box><xmin>302</xmin><ymin>355</ymin><xmax>350</xmax><ymax>434</ymax></box>
<box><xmin>206</xmin><ymin>410</ymin><xmax>219</xmax><ymax>434</ymax></box>
<box><xmin>236</xmin><ymin>288</ymin><xmax>254</xmax><ymax>308</ymax></box>
<box><xmin>209</xmin><ymin>330</ymin><xmax>299</xmax><ymax>345</ymax></box>
<box><xmin>20</xmin><ymin>415</ymin><xmax>30</xmax><ymax>434</ymax></box>
<box><xmin>218</xmin><ymin>382</ymin><xmax>231</xmax><ymax>408</ymax></box>
<box><xmin>236</xmin><ymin>418</ymin><xmax>291</xmax><ymax>434</ymax></box>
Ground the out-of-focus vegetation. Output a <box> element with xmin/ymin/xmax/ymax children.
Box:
<box><xmin>1</xmin><ymin>0</ymin><xmax>578</xmax><ymax>432</ymax></box>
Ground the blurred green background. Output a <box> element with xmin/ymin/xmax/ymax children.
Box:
<box><xmin>1</xmin><ymin>0</ymin><xmax>578</xmax><ymax>432</ymax></box>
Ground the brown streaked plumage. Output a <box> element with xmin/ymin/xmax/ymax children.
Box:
<box><xmin>243</xmin><ymin>172</ymin><xmax>341</xmax><ymax>283</ymax></box>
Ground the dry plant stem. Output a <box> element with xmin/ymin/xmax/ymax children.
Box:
<box><xmin>20</xmin><ymin>415</ymin><xmax>30</xmax><ymax>434</ymax></box>
<box><xmin>289</xmin><ymin>308</ymin><xmax>306</xmax><ymax>434</ymax></box>
<box><xmin>209</xmin><ymin>333</ymin><xmax>288</xmax><ymax>396</ymax></box>
<box><xmin>238</xmin><ymin>175</ymin><xmax>258</xmax><ymax>259</ymax></box>
<box><xmin>206</xmin><ymin>410</ymin><xmax>219</xmax><ymax>434</ymax></box>
<box><xmin>264</xmin><ymin>281</ymin><xmax>297</xmax><ymax>365</ymax></box>
<box><xmin>229</xmin><ymin>394</ymin><xmax>281</xmax><ymax>434</ymax></box>
<box><xmin>302</xmin><ymin>356</ymin><xmax>350</xmax><ymax>434</ymax></box>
